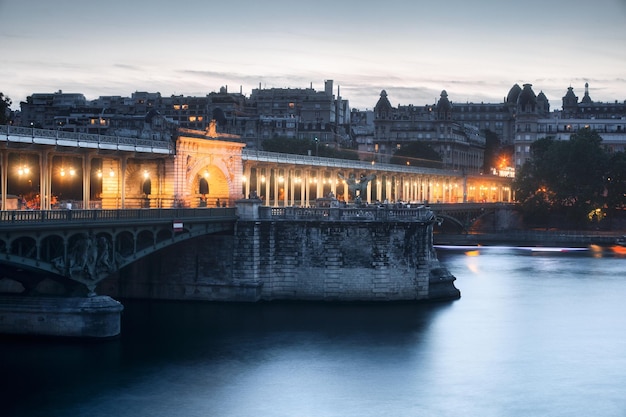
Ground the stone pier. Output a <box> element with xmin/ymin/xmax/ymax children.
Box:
<box><xmin>0</xmin><ymin>295</ymin><xmax>123</xmax><ymax>338</ymax></box>
<box><xmin>106</xmin><ymin>200</ymin><xmax>460</xmax><ymax>303</ymax></box>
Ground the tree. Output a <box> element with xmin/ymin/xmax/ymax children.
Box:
<box><xmin>605</xmin><ymin>151</ymin><xmax>626</xmax><ymax>211</ymax></box>
<box><xmin>513</xmin><ymin>129</ymin><xmax>611</xmax><ymax>228</ymax></box>
<box><xmin>389</xmin><ymin>142</ymin><xmax>442</xmax><ymax>168</ymax></box>
<box><xmin>0</xmin><ymin>93</ymin><xmax>12</xmax><ymax>124</ymax></box>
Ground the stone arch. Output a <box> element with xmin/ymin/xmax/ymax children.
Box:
<box><xmin>41</xmin><ymin>234</ymin><xmax>65</xmax><ymax>263</ymax></box>
<box><xmin>187</xmin><ymin>158</ymin><xmax>232</xmax><ymax>207</ymax></box>
<box><xmin>125</xmin><ymin>161</ymin><xmax>158</xmax><ymax>208</ymax></box>
<box><xmin>11</xmin><ymin>236</ymin><xmax>37</xmax><ymax>259</ymax></box>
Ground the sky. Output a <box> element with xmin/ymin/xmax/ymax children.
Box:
<box><xmin>1</xmin><ymin>0</ymin><xmax>625</xmax><ymax>111</ymax></box>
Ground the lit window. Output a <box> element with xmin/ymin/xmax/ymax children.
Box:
<box><xmin>173</xmin><ymin>105</ymin><xmax>181</xmax><ymax>110</ymax></box>
<box><xmin>189</xmin><ymin>116</ymin><xmax>197</xmax><ymax>122</ymax></box>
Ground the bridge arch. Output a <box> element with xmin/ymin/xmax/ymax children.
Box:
<box><xmin>187</xmin><ymin>161</ymin><xmax>230</xmax><ymax>208</ymax></box>
<box><xmin>0</xmin><ymin>208</ymin><xmax>238</xmax><ymax>295</ymax></box>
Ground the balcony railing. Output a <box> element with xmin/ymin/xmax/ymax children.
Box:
<box><xmin>258</xmin><ymin>205</ymin><xmax>436</xmax><ymax>223</ymax></box>
<box><xmin>0</xmin><ymin>207</ymin><xmax>237</xmax><ymax>228</ymax></box>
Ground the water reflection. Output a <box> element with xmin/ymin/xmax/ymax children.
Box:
<box><xmin>3</xmin><ymin>247</ymin><xmax>626</xmax><ymax>417</ymax></box>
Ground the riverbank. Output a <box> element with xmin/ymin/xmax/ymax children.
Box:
<box><xmin>434</xmin><ymin>230</ymin><xmax>624</xmax><ymax>247</ymax></box>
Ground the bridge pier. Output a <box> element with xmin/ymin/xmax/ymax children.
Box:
<box><xmin>0</xmin><ymin>294</ymin><xmax>123</xmax><ymax>338</ymax></box>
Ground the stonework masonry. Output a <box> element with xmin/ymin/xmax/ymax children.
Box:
<box><xmin>102</xmin><ymin>207</ymin><xmax>460</xmax><ymax>303</ymax></box>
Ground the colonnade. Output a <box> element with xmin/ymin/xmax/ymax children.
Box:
<box><xmin>1</xmin><ymin>127</ymin><xmax>512</xmax><ymax>211</ymax></box>
<box><xmin>242</xmin><ymin>161</ymin><xmax>511</xmax><ymax>207</ymax></box>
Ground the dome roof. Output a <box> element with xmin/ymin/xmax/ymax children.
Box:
<box><xmin>374</xmin><ymin>90</ymin><xmax>392</xmax><ymax>112</ymax></box>
<box><xmin>437</xmin><ymin>90</ymin><xmax>451</xmax><ymax>111</ymax></box>
<box><xmin>517</xmin><ymin>84</ymin><xmax>537</xmax><ymax>108</ymax></box>
<box><xmin>581</xmin><ymin>82</ymin><xmax>592</xmax><ymax>104</ymax></box>
<box><xmin>563</xmin><ymin>86</ymin><xmax>577</xmax><ymax>101</ymax></box>
<box><xmin>537</xmin><ymin>91</ymin><xmax>548</xmax><ymax>102</ymax></box>
<box><xmin>506</xmin><ymin>84</ymin><xmax>522</xmax><ymax>103</ymax></box>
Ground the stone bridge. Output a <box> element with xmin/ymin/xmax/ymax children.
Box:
<box><xmin>0</xmin><ymin>207</ymin><xmax>237</xmax><ymax>295</ymax></box>
<box><xmin>428</xmin><ymin>202</ymin><xmax>519</xmax><ymax>232</ymax></box>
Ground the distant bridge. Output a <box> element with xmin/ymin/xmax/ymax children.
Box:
<box><xmin>428</xmin><ymin>202</ymin><xmax>518</xmax><ymax>232</ymax></box>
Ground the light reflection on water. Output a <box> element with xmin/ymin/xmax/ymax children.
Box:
<box><xmin>2</xmin><ymin>246</ymin><xmax>626</xmax><ymax>417</ymax></box>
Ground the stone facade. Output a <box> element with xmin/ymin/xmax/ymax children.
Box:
<box><xmin>0</xmin><ymin>295</ymin><xmax>123</xmax><ymax>338</ymax></box>
<box><xmin>104</xmin><ymin>204</ymin><xmax>460</xmax><ymax>303</ymax></box>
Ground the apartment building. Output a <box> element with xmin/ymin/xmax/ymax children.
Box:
<box><xmin>513</xmin><ymin>83</ymin><xmax>626</xmax><ymax>167</ymax></box>
<box><xmin>372</xmin><ymin>89</ymin><xmax>486</xmax><ymax>173</ymax></box>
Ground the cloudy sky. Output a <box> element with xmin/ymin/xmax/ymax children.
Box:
<box><xmin>1</xmin><ymin>0</ymin><xmax>625</xmax><ymax>110</ymax></box>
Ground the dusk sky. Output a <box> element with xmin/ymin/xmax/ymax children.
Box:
<box><xmin>2</xmin><ymin>0</ymin><xmax>625</xmax><ymax>111</ymax></box>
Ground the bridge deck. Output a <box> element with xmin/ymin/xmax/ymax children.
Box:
<box><xmin>0</xmin><ymin>207</ymin><xmax>237</xmax><ymax>229</ymax></box>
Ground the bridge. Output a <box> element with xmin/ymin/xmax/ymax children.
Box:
<box><xmin>0</xmin><ymin>201</ymin><xmax>510</xmax><ymax>294</ymax></box>
<box><xmin>1</xmin><ymin>125</ymin><xmax>513</xmax><ymax>212</ymax></box>
<box><xmin>0</xmin><ymin>125</ymin><xmax>515</xmax><ymax>337</ymax></box>
<box><xmin>0</xmin><ymin>207</ymin><xmax>237</xmax><ymax>295</ymax></box>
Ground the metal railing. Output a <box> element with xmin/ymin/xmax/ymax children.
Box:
<box><xmin>0</xmin><ymin>125</ymin><xmax>174</xmax><ymax>155</ymax></box>
<box><xmin>259</xmin><ymin>205</ymin><xmax>436</xmax><ymax>222</ymax></box>
<box><xmin>0</xmin><ymin>207</ymin><xmax>237</xmax><ymax>228</ymax></box>
<box><xmin>242</xmin><ymin>149</ymin><xmax>459</xmax><ymax>176</ymax></box>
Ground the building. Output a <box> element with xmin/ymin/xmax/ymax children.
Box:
<box><xmin>248</xmin><ymin>80</ymin><xmax>351</xmax><ymax>148</ymax></box>
<box><xmin>371</xmin><ymin>90</ymin><xmax>486</xmax><ymax>174</ymax></box>
<box><xmin>512</xmin><ymin>83</ymin><xmax>626</xmax><ymax>167</ymax></box>
<box><xmin>15</xmin><ymin>81</ymin><xmax>625</xmax><ymax>172</ymax></box>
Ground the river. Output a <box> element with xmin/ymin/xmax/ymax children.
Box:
<box><xmin>2</xmin><ymin>244</ymin><xmax>626</xmax><ymax>417</ymax></box>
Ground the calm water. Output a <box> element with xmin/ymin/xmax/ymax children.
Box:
<box><xmin>3</xmin><ymin>245</ymin><xmax>626</xmax><ymax>417</ymax></box>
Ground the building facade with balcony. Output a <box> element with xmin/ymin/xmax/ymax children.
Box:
<box><xmin>513</xmin><ymin>83</ymin><xmax>626</xmax><ymax>167</ymax></box>
<box><xmin>372</xmin><ymin>90</ymin><xmax>486</xmax><ymax>174</ymax></box>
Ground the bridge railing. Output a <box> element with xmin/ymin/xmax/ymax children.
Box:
<box><xmin>242</xmin><ymin>149</ymin><xmax>456</xmax><ymax>176</ymax></box>
<box><xmin>0</xmin><ymin>208</ymin><xmax>237</xmax><ymax>228</ymax></box>
<box><xmin>260</xmin><ymin>205</ymin><xmax>436</xmax><ymax>222</ymax></box>
<box><xmin>0</xmin><ymin>125</ymin><xmax>173</xmax><ymax>154</ymax></box>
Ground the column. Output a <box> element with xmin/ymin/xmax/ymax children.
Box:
<box><xmin>272</xmin><ymin>168</ymin><xmax>278</xmax><ymax>207</ymax></box>
<box><xmin>1</xmin><ymin>151</ymin><xmax>7</xmax><ymax>210</ymax></box>
<box><xmin>289</xmin><ymin>169</ymin><xmax>296</xmax><ymax>206</ymax></box>
<box><xmin>83</xmin><ymin>155</ymin><xmax>90</xmax><ymax>209</ymax></box>
<box><xmin>43</xmin><ymin>151</ymin><xmax>52</xmax><ymax>210</ymax></box>
<box><xmin>264</xmin><ymin>168</ymin><xmax>270</xmax><ymax>205</ymax></box>
<box><xmin>282</xmin><ymin>168</ymin><xmax>288</xmax><ymax>207</ymax></box>
<box><xmin>303</xmin><ymin>170</ymin><xmax>309</xmax><ymax>207</ymax></box>
<box><xmin>330</xmin><ymin>169</ymin><xmax>337</xmax><ymax>197</ymax></box>
<box><xmin>243</xmin><ymin>164</ymin><xmax>251</xmax><ymax>200</ymax></box>
<box><xmin>121</xmin><ymin>157</ymin><xmax>127</xmax><ymax>209</ymax></box>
